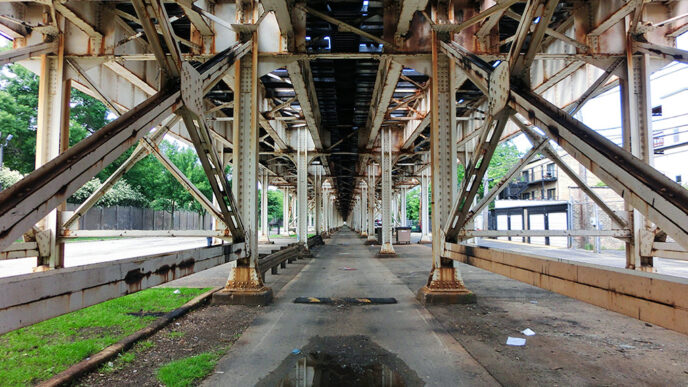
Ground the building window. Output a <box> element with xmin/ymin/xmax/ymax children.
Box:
<box><xmin>522</xmin><ymin>170</ymin><xmax>529</xmax><ymax>182</ymax></box>
<box><xmin>547</xmin><ymin>188</ymin><xmax>556</xmax><ymax>200</ymax></box>
<box><xmin>677</xmin><ymin>175</ymin><xmax>683</xmax><ymax>184</ymax></box>
<box><xmin>546</xmin><ymin>163</ymin><xmax>555</xmax><ymax>178</ymax></box>
<box><xmin>522</xmin><ymin>192</ymin><xmax>530</xmax><ymax>200</ymax></box>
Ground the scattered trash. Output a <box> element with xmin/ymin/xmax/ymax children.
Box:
<box><xmin>215</xmin><ymin>371</ymin><xmax>225</xmax><ymax>374</ymax></box>
<box><xmin>619</xmin><ymin>344</ymin><xmax>635</xmax><ymax>350</ymax></box>
<box><xmin>339</xmin><ymin>267</ymin><xmax>357</xmax><ymax>271</ymax></box>
<box><xmin>529</xmin><ymin>300</ymin><xmax>538</xmax><ymax>304</ymax></box>
<box><xmin>506</xmin><ymin>337</ymin><xmax>526</xmax><ymax>346</ymax></box>
<box><xmin>173</xmin><ymin>289</ymin><xmax>181</xmax><ymax>294</ymax></box>
<box><xmin>107</xmin><ymin>362</ymin><xmax>113</xmax><ymax>367</ymax></box>
<box><xmin>645</xmin><ymin>323</ymin><xmax>653</xmax><ymax>327</ymax></box>
<box><xmin>291</xmin><ymin>348</ymin><xmax>302</xmax><ymax>355</ymax></box>
<box><xmin>521</xmin><ymin>328</ymin><xmax>536</xmax><ymax>336</ymax></box>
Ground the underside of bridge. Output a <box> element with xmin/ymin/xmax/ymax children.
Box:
<box><xmin>1</xmin><ymin>0</ymin><xmax>688</xmax><ymax>341</ymax></box>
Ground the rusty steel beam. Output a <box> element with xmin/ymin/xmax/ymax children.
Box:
<box><xmin>0</xmin><ymin>41</ymin><xmax>57</xmax><ymax>66</ymax></box>
<box><xmin>443</xmin><ymin>41</ymin><xmax>688</xmax><ymax>250</ymax></box>
<box><xmin>0</xmin><ymin>43</ymin><xmax>250</xmax><ymax>254</ymax></box>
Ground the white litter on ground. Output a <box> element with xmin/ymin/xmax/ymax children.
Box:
<box><xmin>522</xmin><ymin>328</ymin><xmax>536</xmax><ymax>336</ymax></box>
<box><xmin>506</xmin><ymin>337</ymin><xmax>526</xmax><ymax>346</ymax></box>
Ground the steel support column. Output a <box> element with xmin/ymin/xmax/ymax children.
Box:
<box><xmin>400</xmin><ymin>187</ymin><xmax>407</xmax><ymax>227</ymax></box>
<box><xmin>361</xmin><ymin>182</ymin><xmax>368</xmax><ymax>237</ymax></box>
<box><xmin>379</xmin><ymin>127</ymin><xmax>395</xmax><ymax>255</ymax></box>
<box><xmin>420</xmin><ymin>168</ymin><xmax>431</xmax><ymax>243</ymax></box>
<box><xmin>367</xmin><ymin>164</ymin><xmax>377</xmax><ymax>243</ymax></box>
<box><xmin>418</xmin><ymin>31</ymin><xmax>474</xmax><ymax>303</ymax></box>
<box><xmin>622</xmin><ymin>52</ymin><xmax>654</xmax><ymax>271</ymax></box>
<box><xmin>260</xmin><ymin>169</ymin><xmax>270</xmax><ymax>241</ymax></box>
<box><xmin>297</xmin><ymin>127</ymin><xmax>308</xmax><ymax>246</ymax></box>
<box><xmin>35</xmin><ymin>45</ymin><xmax>69</xmax><ymax>269</ymax></box>
<box><xmin>282</xmin><ymin>188</ymin><xmax>290</xmax><ymax>235</ymax></box>
<box><xmin>314</xmin><ymin>170</ymin><xmax>322</xmax><ymax>236</ymax></box>
<box><xmin>223</xmin><ymin>28</ymin><xmax>272</xmax><ymax>303</ymax></box>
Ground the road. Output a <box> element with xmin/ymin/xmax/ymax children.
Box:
<box><xmin>0</xmin><ymin>237</ymin><xmax>208</xmax><ymax>278</ymax></box>
<box><xmin>204</xmin><ymin>228</ymin><xmax>497</xmax><ymax>386</ymax></box>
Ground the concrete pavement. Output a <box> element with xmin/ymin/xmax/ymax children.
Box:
<box><xmin>203</xmin><ymin>228</ymin><xmax>497</xmax><ymax>386</ymax></box>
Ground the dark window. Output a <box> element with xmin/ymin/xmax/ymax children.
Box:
<box><xmin>652</xmin><ymin>105</ymin><xmax>662</xmax><ymax>116</ymax></box>
<box><xmin>546</xmin><ymin>163</ymin><xmax>555</xmax><ymax>177</ymax></box>
<box><xmin>677</xmin><ymin>175</ymin><xmax>682</xmax><ymax>183</ymax></box>
<box><xmin>522</xmin><ymin>192</ymin><xmax>530</xmax><ymax>200</ymax></box>
<box><xmin>547</xmin><ymin>188</ymin><xmax>556</xmax><ymax>200</ymax></box>
<box><xmin>522</xmin><ymin>170</ymin><xmax>529</xmax><ymax>182</ymax></box>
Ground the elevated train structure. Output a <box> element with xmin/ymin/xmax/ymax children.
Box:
<box><xmin>1</xmin><ymin>0</ymin><xmax>688</xmax><ymax>336</ymax></box>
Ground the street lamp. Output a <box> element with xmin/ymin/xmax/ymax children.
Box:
<box><xmin>0</xmin><ymin>132</ymin><xmax>13</xmax><ymax>169</ymax></box>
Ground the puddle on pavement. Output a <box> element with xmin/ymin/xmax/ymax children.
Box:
<box><xmin>256</xmin><ymin>335</ymin><xmax>423</xmax><ymax>387</ymax></box>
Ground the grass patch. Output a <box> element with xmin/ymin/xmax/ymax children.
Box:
<box><xmin>99</xmin><ymin>339</ymin><xmax>154</xmax><ymax>373</ymax></box>
<box><xmin>0</xmin><ymin>288</ymin><xmax>208</xmax><ymax>386</ymax></box>
<box><xmin>157</xmin><ymin>351</ymin><xmax>222</xmax><ymax>387</ymax></box>
<box><xmin>167</xmin><ymin>331</ymin><xmax>185</xmax><ymax>339</ymax></box>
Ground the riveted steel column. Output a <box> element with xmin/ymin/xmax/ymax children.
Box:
<box><xmin>223</xmin><ymin>28</ymin><xmax>272</xmax><ymax>302</ymax></box>
<box><xmin>314</xmin><ymin>170</ymin><xmax>322</xmax><ymax>235</ymax></box>
<box><xmin>400</xmin><ymin>187</ymin><xmax>407</xmax><ymax>227</ymax></box>
<box><xmin>367</xmin><ymin>164</ymin><xmax>377</xmax><ymax>243</ymax></box>
<box><xmin>297</xmin><ymin>127</ymin><xmax>308</xmax><ymax>245</ymax></box>
<box><xmin>622</xmin><ymin>51</ymin><xmax>655</xmax><ymax>271</ymax></box>
<box><xmin>361</xmin><ymin>182</ymin><xmax>368</xmax><ymax>237</ymax></box>
<box><xmin>418</xmin><ymin>30</ymin><xmax>474</xmax><ymax>303</ymax></box>
<box><xmin>282</xmin><ymin>187</ymin><xmax>290</xmax><ymax>235</ymax></box>
<box><xmin>35</xmin><ymin>39</ymin><xmax>69</xmax><ymax>269</ymax></box>
<box><xmin>260</xmin><ymin>169</ymin><xmax>269</xmax><ymax>240</ymax></box>
<box><xmin>380</xmin><ymin>127</ymin><xmax>396</xmax><ymax>255</ymax></box>
<box><xmin>420</xmin><ymin>168</ymin><xmax>431</xmax><ymax>243</ymax></box>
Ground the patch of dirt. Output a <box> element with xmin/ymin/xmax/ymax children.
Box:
<box><xmin>381</xmin><ymin>252</ymin><xmax>688</xmax><ymax>386</ymax></box>
<box><xmin>76</xmin><ymin>304</ymin><xmax>261</xmax><ymax>387</ymax></box>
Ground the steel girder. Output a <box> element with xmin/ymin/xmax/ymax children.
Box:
<box><xmin>0</xmin><ymin>43</ymin><xmax>250</xmax><ymax>254</ymax></box>
<box><xmin>442</xmin><ymin>41</ymin><xmax>688</xmax><ymax>251</ymax></box>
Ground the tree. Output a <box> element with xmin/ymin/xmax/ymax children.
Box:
<box><xmin>457</xmin><ymin>141</ymin><xmax>522</xmax><ymax>198</ymax></box>
<box><xmin>406</xmin><ymin>187</ymin><xmax>420</xmax><ymax>221</ymax></box>
<box><xmin>68</xmin><ymin>178</ymin><xmax>149</xmax><ymax>207</ymax></box>
<box><xmin>267</xmin><ymin>189</ymin><xmax>283</xmax><ymax>223</ymax></box>
<box><xmin>0</xmin><ymin>60</ymin><xmax>111</xmax><ymax>174</ymax></box>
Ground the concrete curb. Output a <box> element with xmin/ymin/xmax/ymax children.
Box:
<box><xmin>38</xmin><ymin>286</ymin><xmax>223</xmax><ymax>387</ymax></box>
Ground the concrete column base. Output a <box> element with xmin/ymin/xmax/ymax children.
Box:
<box><xmin>416</xmin><ymin>266</ymin><xmax>476</xmax><ymax>304</ymax></box>
<box><xmin>418</xmin><ymin>235</ymin><xmax>432</xmax><ymax>244</ymax></box>
<box><xmin>416</xmin><ymin>286</ymin><xmax>476</xmax><ymax>305</ymax></box>
<box><xmin>217</xmin><ymin>266</ymin><xmax>273</xmax><ymax>305</ymax></box>
<box><xmin>377</xmin><ymin>242</ymin><xmax>396</xmax><ymax>257</ymax></box>
<box><xmin>365</xmin><ymin>237</ymin><xmax>378</xmax><ymax>245</ymax></box>
<box><xmin>212</xmin><ymin>288</ymin><xmax>273</xmax><ymax>306</ymax></box>
<box><xmin>360</xmin><ymin>232</ymin><xmax>368</xmax><ymax>238</ymax></box>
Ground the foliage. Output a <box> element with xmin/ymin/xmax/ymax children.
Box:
<box><xmin>156</xmin><ymin>352</ymin><xmax>222</xmax><ymax>387</ymax></box>
<box><xmin>68</xmin><ymin>177</ymin><xmax>149</xmax><ymax>207</ymax></box>
<box><xmin>145</xmin><ymin>141</ymin><xmax>213</xmax><ymax>214</ymax></box>
<box><xmin>0</xmin><ymin>56</ymin><xmax>218</xmax><ymax>214</ymax></box>
<box><xmin>267</xmin><ymin>189</ymin><xmax>283</xmax><ymax>223</ymax></box>
<box><xmin>0</xmin><ymin>166</ymin><xmax>24</xmax><ymax>190</ymax></box>
<box><xmin>0</xmin><ymin>288</ymin><xmax>208</xmax><ymax>386</ymax></box>
<box><xmin>406</xmin><ymin>187</ymin><xmax>420</xmax><ymax>221</ymax></box>
<box><xmin>458</xmin><ymin>142</ymin><xmax>523</xmax><ymax>198</ymax></box>
<box><xmin>0</xmin><ymin>60</ymin><xmax>109</xmax><ymax>174</ymax></box>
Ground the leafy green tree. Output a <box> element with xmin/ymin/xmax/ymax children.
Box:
<box><xmin>406</xmin><ymin>187</ymin><xmax>420</xmax><ymax>221</ymax></box>
<box><xmin>0</xmin><ymin>61</ymin><xmax>110</xmax><ymax>173</ymax></box>
<box><xmin>68</xmin><ymin>178</ymin><xmax>149</xmax><ymax>207</ymax></box>
<box><xmin>267</xmin><ymin>189</ymin><xmax>283</xmax><ymax>223</ymax></box>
